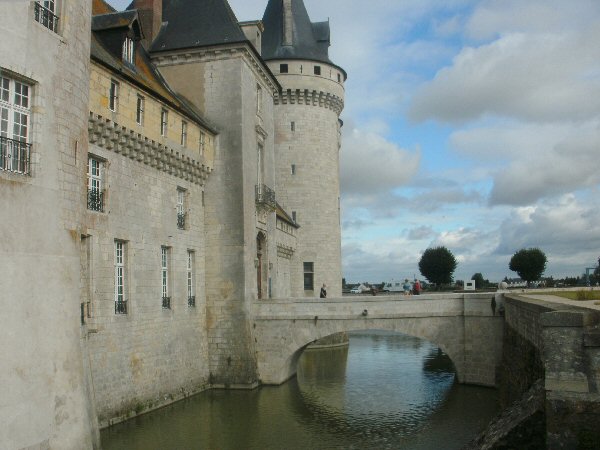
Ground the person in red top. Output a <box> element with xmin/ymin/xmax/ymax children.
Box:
<box><xmin>413</xmin><ymin>279</ymin><xmax>422</xmax><ymax>295</ymax></box>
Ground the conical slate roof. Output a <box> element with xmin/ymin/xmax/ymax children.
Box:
<box><xmin>261</xmin><ymin>0</ymin><xmax>333</xmax><ymax>65</ymax></box>
<box><xmin>150</xmin><ymin>0</ymin><xmax>247</xmax><ymax>53</ymax></box>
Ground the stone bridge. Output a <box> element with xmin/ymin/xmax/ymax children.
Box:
<box><xmin>252</xmin><ymin>293</ymin><xmax>504</xmax><ymax>386</ymax></box>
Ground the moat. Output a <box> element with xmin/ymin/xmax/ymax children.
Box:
<box><xmin>101</xmin><ymin>331</ymin><xmax>499</xmax><ymax>449</ymax></box>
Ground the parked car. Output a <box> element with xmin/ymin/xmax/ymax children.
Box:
<box><xmin>350</xmin><ymin>288</ymin><xmax>361</xmax><ymax>294</ymax></box>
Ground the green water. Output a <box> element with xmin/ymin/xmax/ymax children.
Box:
<box><xmin>101</xmin><ymin>331</ymin><xmax>499</xmax><ymax>449</ymax></box>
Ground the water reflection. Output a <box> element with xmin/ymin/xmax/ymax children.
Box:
<box><xmin>101</xmin><ymin>330</ymin><xmax>498</xmax><ymax>450</ymax></box>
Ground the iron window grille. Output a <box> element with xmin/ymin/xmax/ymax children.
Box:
<box><xmin>187</xmin><ymin>250</ymin><xmax>195</xmax><ymax>307</ymax></box>
<box><xmin>0</xmin><ymin>137</ymin><xmax>31</xmax><ymax>175</ymax></box>
<box><xmin>114</xmin><ymin>241</ymin><xmax>127</xmax><ymax>314</ymax></box>
<box><xmin>188</xmin><ymin>296</ymin><xmax>196</xmax><ymax>307</ymax></box>
<box><xmin>177</xmin><ymin>189</ymin><xmax>186</xmax><ymax>229</ymax></box>
<box><xmin>87</xmin><ymin>188</ymin><xmax>104</xmax><ymax>212</ymax></box>
<box><xmin>87</xmin><ymin>157</ymin><xmax>104</xmax><ymax>212</ymax></box>
<box><xmin>34</xmin><ymin>1</ymin><xmax>59</xmax><ymax>33</ymax></box>
<box><xmin>162</xmin><ymin>296</ymin><xmax>171</xmax><ymax>309</ymax></box>
<box><xmin>161</xmin><ymin>247</ymin><xmax>170</xmax><ymax>308</ymax></box>
<box><xmin>177</xmin><ymin>213</ymin><xmax>186</xmax><ymax>229</ymax></box>
<box><xmin>115</xmin><ymin>300</ymin><xmax>128</xmax><ymax>314</ymax></box>
<box><xmin>255</xmin><ymin>184</ymin><xmax>276</xmax><ymax>209</ymax></box>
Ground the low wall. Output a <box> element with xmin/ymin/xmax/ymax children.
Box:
<box><xmin>503</xmin><ymin>295</ymin><xmax>600</xmax><ymax>449</ymax></box>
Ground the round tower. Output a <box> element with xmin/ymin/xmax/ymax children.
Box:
<box><xmin>262</xmin><ymin>0</ymin><xmax>346</xmax><ymax>297</ymax></box>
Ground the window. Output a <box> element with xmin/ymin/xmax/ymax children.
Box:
<box><xmin>161</xmin><ymin>247</ymin><xmax>171</xmax><ymax>309</ymax></box>
<box><xmin>181</xmin><ymin>121</ymin><xmax>187</xmax><ymax>146</ymax></box>
<box><xmin>291</xmin><ymin>164</ymin><xmax>296</xmax><ymax>175</ymax></box>
<box><xmin>87</xmin><ymin>156</ymin><xmax>104</xmax><ymax>212</ymax></box>
<box><xmin>136</xmin><ymin>95</ymin><xmax>144</xmax><ymax>125</ymax></box>
<box><xmin>292</xmin><ymin>211</ymin><xmax>297</xmax><ymax>223</ymax></box>
<box><xmin>314</xmin><ymin>65</ymin><xmax>321</xmax><ymax>75</ymax></box>
<box><xmin>160</xmin><ymin>108</ymin><xmax>168</xmax><ymax>137</ymax></box>
<box><xmin>256</xmin><ymin>84</ymin><xmax>262</xmax><ymax>115</ymax></box>
<box><xmin>199</xmin><ymin>131</ymin><xmax>206</xmax><ymax>155</ymax></box>
<box><xmin>280</xmin><ymin>64</ymin><xmax>288</xmax><ymax>73</ymax></box>
<box><xmin>177</xmin><ymin>188</ymin><xmax>186</xmax><ymax>230</ymax></box>
<box><xmin>34</xmin><ymin>1</ymin><xmax>59</xmax><ymax>33</ymax></box>
<box><xmin>291</xmin><ymin>121</ymin><xmax>295</xmax><ymax>132</ymax></box>
<box><xmin>114</xmin><ymin>241</ymin><xmax>127</xmax><ymax>314</ymax></box>
<box><xmin>187</xmin><ymin>250</ymin><xmax>195</xmax><ymax>307</ymax></box>
<box><xmin>109</xmin><ymin>80</ymin><xmax>119</xmax><ymax>112</ymax></box>
<box><xmin>257</xmin><ymin>143</ymin><xmax>264</xmax><ymax>187</ymax></box>
<box><xmin>304</xmin><ymin>262</ymin><xmax>314</xmax><ymax>291</ymax></box>
<box><xmin>337</xmin><ymin>73</ymin><xmax>341</xmax><ymax>83</ymax></box>
<box><xmin>0</xmin><ymin>76</ymin><xmax>32</xmax><ymax>175</ymax></box>
<box><xmin>122</xmin><ymin>37</ymin><xmax>134</xmax><ymax>64</ymax></box>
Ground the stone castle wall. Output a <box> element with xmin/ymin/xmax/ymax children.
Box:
<box><xmin>0</xmin><ymin>2</ymin><xmax>98</xmax><ymax>449</ymax></box>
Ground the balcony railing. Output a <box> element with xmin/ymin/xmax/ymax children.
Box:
<box><xmin>177</xmin><ymin>212</ymin><xmax>186</xmax><ymax>230</ymax></box>
<box><xmin>188</xmin><ymin>295</ymin><xmax>196</xmax><ymax>307</ymax></box>
<box><xmin>115</xmin><ymin>300</ymin><xmax>128</xmax><ymax>315</ymax></box>
<box><xmin>255</xmin><ymin>184</ymin><xmax>276</xmax><ymax>209</ymax></box>
<box><xmin>0</xmin><ymin>137</ymin><xmax>31</xmax><ymax>175</ymax></box>
<box><xmin>162</xmin><ymin>296</ymin><xmax>171</xmax><ymax>309</ymax></box>
<box><xmin>34</xmin><ymin>2</ymin><xmax>59</xmax><ymax>33</ymax></box>
<box><xmin>87</xmin><ymin>188</ymin><xmax>104</xmax><ymax>212</ymax></box>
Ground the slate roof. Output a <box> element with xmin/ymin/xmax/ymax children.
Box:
<box><xmin>91</xmin><ymin>8</ymin><xmax>216</xmax><ymax>133</ymax></box>
<box><xmin>150</xmin><ymin>0</ymin><xmax>248</xmax><ymax>53</ymax></box>
<box><xmin>261</xmin><ymin>0</ymin><xmax>336</xmax><ymax>67</ymax></box>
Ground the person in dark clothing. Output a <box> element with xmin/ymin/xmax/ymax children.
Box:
<box><xmin>320</xmin><ymin>283</ymin><xmax>327</xmax><ymax>298</ymax></box>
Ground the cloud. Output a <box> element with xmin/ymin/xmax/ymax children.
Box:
<box><xmin>340</xmin><ymin>128</ymin><xmax>420</xmax><ymax>196</ymax></box>
<box><xmin>406</xmin><ymin>225</ymin><xmax>436</xmax><ymax>240</ymax></box>
<box><xmin>409</xmin><ymin>28</ymin><xmax>600</xmax><ymax>123</ymax></box>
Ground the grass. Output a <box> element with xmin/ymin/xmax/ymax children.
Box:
<box><xmin>537</xmin><ymin>290</ymin><xmax>600</xmax><ymax>301</ymax></box>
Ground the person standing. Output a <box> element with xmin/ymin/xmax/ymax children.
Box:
<box><xmin>413</xmin><ymin>279</ymin><xmax>422</xmax><ymax>295</ymax></box>
<box><xmin>320</xmin><ymin>283</ymin><xmax>327</xmax><ymax>298</ymax></box>
<box><xmin>403</xmin><ymin>279</ymin><xmax>412</xmax><ymax>296</ymax></box>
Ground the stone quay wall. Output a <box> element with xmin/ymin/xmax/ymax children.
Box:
<box><xmin>503</xmin><ymin>295</ymin><xmax>600</xmax><ymax>449</ymax></box>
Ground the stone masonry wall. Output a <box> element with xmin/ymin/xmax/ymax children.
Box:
<box><xmin>0</xmin><ymin>1</ymin><xmax>97</xmax><ymax>449</ymax></box>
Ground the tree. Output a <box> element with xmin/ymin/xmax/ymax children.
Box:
<box><xmin>418</xmin><ymin>247</ymin><xmax>457</xmax><ymax>287</ymax></box>
<box><xmin>471</xmin><ymin>273</ymin><xmax>485</xmax><ymax>289</ymax></box>
<box><xmin>509</xmin><ymin>248</ymin><xmax>547</xmax><ymax>286</ymax></box>
<box><xmin>595</xmin><ymin>257</ymin><xmax>600</xmax><ymax>279</ymax></box>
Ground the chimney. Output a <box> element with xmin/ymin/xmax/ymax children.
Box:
<box><xmin>133</xmin><ymin>0</ymin><xmax>163</xmax><ymax>48</ymax></box>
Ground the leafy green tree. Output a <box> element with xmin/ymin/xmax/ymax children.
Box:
<box><xmin>418</xmin><ymin>247</ymin><xmax>458</xmax><ymax>287</ymax></box>
<box><xmin>509</xmin><ymin>248</ymin><xmax>547</xmax><ymax>285</ymax></box>
<box><xmin>595</xmin><ymin>257</ymin><xmax>600</xmax><ymax>279</ymax></box>
<box><xmin>471</xmin><ymin>273</ymin><xmax>485</xmax><ymax>289</ymax></box>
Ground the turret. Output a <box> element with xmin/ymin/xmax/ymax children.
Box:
<box><xmin>262</xmin><ymin>0</ymin><xmax>346</xmax><ymax>297</ymax></box>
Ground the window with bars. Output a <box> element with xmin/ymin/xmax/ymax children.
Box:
<box><xmin>34</xmin><ymin>1</ymin><xmax>59</xmax><ymax>33</ymax></box>
<box><xmin>181</xmin><ymin>121</ymin><xmax>187</xmax><ymax>147</ymax></box>
<box><xmin>114</xmin><ymin>241</ymin><xmax>127</xmax><ymax>314</ymax></box>
<box><xmin>304</xmin><ymin>262</ymin><xmax>314</xmax><ymax>291</ymax></box>
<box><xmin>87</xmin><ymin>156</ymin><xmax>104</xmax><ymax>212</ymax></box>
<box><xmin>161</xmin><ymin>246</ymin><xmax>171</xmax><ymax>309</ymax></box>
<box><xmin>109</xmin><ymin>79</ymin><xmax>119</xmax><ymax>112</ymax></box>
<box><xmin>160</xmin><ymin>108</ymin><xmax>168</xmax><ymax>137</ymax></box>
<box><xmin>187</xmin><ymin>250</ymin><xmax>195</xmax><ymax>307</ymax></box>
<box><xmin>177</xmin><ymin>188</ymin><xmax>186</xmax><ymax>229</ymax></box>
<box><xmin>136</xmin><ymin>95</ymin><xmax>144</xmax><ymax>125</ymax></box>
<box><xmin>122</xmin><ymin>37</ymin><xmax>134</xmax><ymax>64</ymax></box>
<box><xmin>0</xmin><ymin>76</ymin><xmax>32</xmax><ymax>175</ymax></box>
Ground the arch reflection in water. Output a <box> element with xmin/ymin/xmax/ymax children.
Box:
<box><xmin>101</xmin><ymin>330</ymin><xmax>498</xmax><ymax>450</ymax></box>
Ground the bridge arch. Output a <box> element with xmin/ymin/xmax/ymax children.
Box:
<box><xmin>252</xmin><ymin>295</ymin><xmax>503</xmax><ymax>387</ymax></box>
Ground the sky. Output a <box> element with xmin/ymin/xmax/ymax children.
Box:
<box><xmin>107</xmin><ymin>0</ymin><xmax>600</xmax><ymax>283</ymax></box>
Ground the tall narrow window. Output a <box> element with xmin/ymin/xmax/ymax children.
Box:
<box><xmin>314</xmin><ymin>65</ymin><xmax>321</xmax><ymax>75</ymax></box>
<box><xmin>87</xmin><ymin>156</ymin><xmax>104</xmax><ymax>212</ymax></box>
<box><xmin>292</xmin><ymin>211</ymin><xmax>297</xmax><ymax>223</ymax></box>
<box><xmin>109</xmin><ymin>80</ymin><xmax>119</xmax><ymax>112</ymax></box>
<box><xmin>256</xmin><ymin>84</ymin><xmax>262</xmax><ymax>115</ymax></box>
<box><xmin>291</xmin><ymin>164</ymin><xmax>296</xmax><ymax>175</ymax></box>
<box><xmin>257</xmin><ymin>143</ymin><xmax>264</xmax><ymax>187</ymax></box>
<box><xmin>161</xmin><ymin>247</ymin><xmax>170</xmax><ymax>309</ymax></box>
<box><xmin>0</xmin><ymin>76</ymin><xmax>32</xmax><ymax>175</ymax></box>
<box><xmin>136</xmin><ymin>95</ymin><xmax>144</xmax><ymax>125</ymax></box>
<box><xmin>291</xmin><ymin>121</ymin><xmax>295</xmax><ymax>132</ymax></box>
<box><xmin>34</xmin><ymin>1</ymin><xmax>59</xmax><ymax>33</ymax></box>
<box><xmin>181</xmin><ymin>121</ymin><xmax>187</xmax><ymax>146</ymax></box>
<box><xmin>114</xmin><ymin>241</ymin><xmax>127</xmax><ymax>314</ymax></box>
<box><xmin>304</xmin><ymin>262</ymin><xmax>314</xmax><ymax>291</ymax></box>
<box><xmin>122</xmin><ymin>37</ymin><xmax>134</xmax><ymax>64</ymax></box>
<box><xmin>160</xmin><ymin>108</ymin><xmax>168</xmax><ymax>137</ymax></box>
<box><xmin>176</xmin><ymin>188</ymin><xmax>186</xmax><ymax>230</ymax></box>
<box><xmin>187</xmin><ymin>250</ymin><xmax>195</xmax><ymax>307</ymax></box>
<box><xmin>199</xmin><ymin>131</ymin><xmax>206</xmax><ymax>155</ymax></box>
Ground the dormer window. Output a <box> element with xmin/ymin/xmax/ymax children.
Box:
<box><xmin>122</xmin><ymin>37</ymin><xmax>134</xmax><ymax>65</ymax></box>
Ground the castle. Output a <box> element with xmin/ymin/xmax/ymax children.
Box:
<box><xmin>0</xmin><ymin>0</ymin><xmax>345</xmax><ymax>448</ymax></box>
